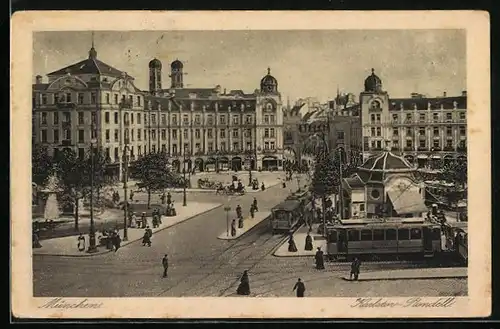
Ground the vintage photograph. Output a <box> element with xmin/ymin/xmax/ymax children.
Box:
<box><xmin>11</xmin><ymin>11</ymin><xmax>490</xmax><ymax>318</ymax></box>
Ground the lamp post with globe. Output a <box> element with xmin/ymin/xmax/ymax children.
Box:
<box><xmin>87</xmin><ymin>137</ymin><xmax>98</xmax><ymax>253</ymax></box>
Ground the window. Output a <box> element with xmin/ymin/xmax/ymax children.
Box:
<box><xmin>161</xmin><ymin>129</ymin><xmax>166</xmax><ymax>140</ymax></box>
<box><xmin>195</xmin><ymin>129</ymin><xmax>201</xmax><ymax>139</ymax></box>
<box><xmin>53</xmin><ymin>112</ymin><xmax>59</xmax><ymax>125</ymax></box>
<box><xmin>392</xmin><ymin>114</ymin><xmax>398</xmax><ymax>122</ymax></box>
<box><xmin>138</xmin><ymin>145</ymin><xmax>142</xmax><ymax>155</ymax></box>
<box><xmin>65</xmin><ymin>92</ymin><xmax>72</xmax><ymax>103</ymax></box>
<box><xmin>270</xmin><ymin>141</ymin><xmax>275</xmax><ymax>149</ymax></box>
<box><xmin>41</xmin><ymin>112</ymin><xmax>47</xmax><ymax>125</ymax></box>
<box><xmin>459</xmin><ymin>126</ymin><xmax>466</xmax><ymax>135</ymax></box>
<box><xmin>78</xmin><ymin>148</ymin><xmax>85</xmax><ymax>159</ymax></box>
<box><xmin>269</xmin><ymin>128</ymin><xmax>275</xmax><ymax>138</ymax></box>
<box><xmin>337</xmin><ymin>131</ymin><xmax>345</xmax><ymax>140</ymax></box>
<box><xmin>264</xmin><ymin>141</ymin><xmax>269</xmax><ymax>150</ymax></box>
<box><xmin>348</xmin><ymin>230</ymin><xmax>359</xmax><ymax>241</ymax></box>
<box><xmin>371</xmin><ymin>127</ymin><xmax>375</xmax><ymax>136</ymax></box>
<box><xmin>183</xmin><ymin>129</ymin><xmax>188</xmax><ymax>139</ymax></box>
<box><xmin>220</xmin><ymin>142</ymin><xmax>226</xmax><ymax>151</ymax></box>
<box><xmin>459</xmin><ymin>112</ymin><xmax>466</xmax><ymax>120</ymax></box>
<box><xmin>432</xmin><ymin>127</ymin><xmax>439</xmax><ymax>136</ymax></box>
<box><xmin>371</xmin><ymin>114</ymin><xmax>375</xmax><ymax>123</ymax></box>
<box><xmin>114</xmin><ymin>129</ymin><xmax>119</xmax><ymax>142</ymax></box>
<box><xmin>53</xmin><ymin>129</ymin><xmax>59</xmax><ymax>143</ymax></box>
<box><xmin>359</xmin><ymin>204</ymin><xmax>365</xmax><ymax>212</ymax></box>
<box><xmin>406</xmin><ymin>127</ymin><xmax>412</xmax><ymax>135</ymax></box>
<box><xmin>105</xmin><ymin>93</ymin><xmax>110</xmax><ymax>104</ymax></box>
<box><xmin>433</xmin><ymin>140</ymin><xmax>440</xmax><ymax>148</ymax></box>
<box><xmin>137</xmin><ymin>129</ymin><xmax>142</xmax><ymax>141</ymax></box>
<box><xmin>91</xmin><ymin>112</ymin><xmax>96</xmax><ymax>124</ymax></box>
<box><xmin>207</xmin><ymin>129</ymin><xmax>213</xmax><ymax>138</ymax></box>
<box><xmin>207</xmin><ymin>115</ymin><xmax>213</xmax><ymax>125</ymax></box>
<box><xmin>373</xmin><ymin>229</ymin><xmax>384</xmax><ymax>241</ymax></box>
<box><xmin>171</xmin><ymin>114</ymin><xmax>177</xmax><ymax>125</ymax></box>
<box><xmin>233</xmin><ymin>116</ymin><xmax>239</xmax><ymax>125</ymax></box>
<box><xmin>161</xmin><ymin>114</ymin><xmax>166</xmax><ymax>125</ymax></box>
<box><xmin>328</xmin><ymin>231</ymin><xmax>337</xmax><ymax>243</ymax></box>
<box><xmin>152</xmin><ymin>114</ymin><xmax>156</xmax><ymax>125</ymax></box>
<box><xmin>144</xmin><ymin>114</ymin><xmax>147</xmax><ymax>125</ymax></box>
<box><xmin>433</xmin><ymin>113</ymin><xmax>439</xmax><ymax>122</ymax></box>
<box><xmin>264</xmin><ymin>115</ymin><xmax>269</xmax><ymax>124</ymax></box>
<box><xmin>264</xmin><ymin>129</ymin><xmax>269</xmax><ymax>138</ymax></box>
<box><xmin>121</xmin><ymin>95</ymin><xmax>126</xmax><ymax>103</ymax></box>
<box><xmin>246</xmin><ymin>142</ymin><xmax>252</xmax><ymax>150</ymax></box>
<box><xmin>105</xmin><ymin>129</ymin><xmax>110</xmax><ymax>141</ymax></box>
<box><xmin>114</xmin><ymin>112</ymin><xmax>118</xmax><ymax>124</ymax></box>
<box><xmin>371</xmin><ymin>189</ymin><xmax>380</xmax><ymax>199</ymax></box>
<box><xmin>419</xmin><ymin>127</ymin><xmax>425</xmax><ymax>135</ymax></box>
<box><xmin>78</xmin><ymin>130</ymin><xmax>85</xmax><ymax>143</ymax></box>
<box><xmin>91</xmin><ymin>93</ymin><xmax>96</xmax><ymax>104</ymax></box>
<box><xmin>137</xmin><ymin>96</ymin><xmax>141</xmax><ymax>106</ymax></box>
<box><xmin>172</xmin><ymin>129</ymin><xmax>177</xmax><ymax>139</ymax></box>
<box><xmin>152</xmin><ymin>130</ymin><xmax>156</xmax><ymax>141</ymax></box>
<box><xmin>246</xmin><ymin>115</ymin><xmax>252</xmax><ymax>124</ymax></box>
<box><xmin>398</xmin><ymin>228</ymin><xmax>410</xmax><ymax>240</ymax></box>
<box><xmin>406</xmin><ymin>113</ymin><xmax>412</xmax><ymax>122</ymax></box>
<box><xmin>208</xmin><ymin>142</ymin><xmax>214</xmax><ymax>152</ymax></box>
<box><xmin>446</xmin><ymin>126</ymin><xmax>452</xmax><ymax>136</ymax></box>
<box><xmin>419</xmin><ymin>140</ymin><xmax>426</xmax><ymax>147</ymax></box>
<box><xmin>54</xmin><ymin>94</ymin><xmax>60</xmax><ymax>104</ymax></box>
<box><xmin>410</xmin><ymin>228</ymin><xmax>422</xmax><ymax>240</ymax></box>
<box><xmin>129</xmin><ymin>95</ymin><xmax>133</xmax><ymax>104</ymax></box>
<box><xmin>131</xmin><ymin>113</ymin><xmax>134</xmax><ymax>125</ymax></box>
<box><xmin>41</xmin><ymin>130</ymin><xmax>47</xmax><ymax>143</ymax></box>
<box><xmin>219</xmin><ymin>115</ymin><xmax>226</xmax><ymax>125</ymax></box>
<box><xmin>195</xmin><ymin>143</ymin><xmax>201</xmax><ymax>151</ymax></box>
<box><xmin>78</xmin><ymin>112</ymin><xmax>84</xmax><ymax>125</ymax></box>
<box><xmin>270</xmin><ymin>115</ymin><xmax>275</xmax><ymax>124</ymax></box>
<box><xmin>446</xmin><ymin>113</ymin><xmax>453</xmax><ymax>121</ymax></box>
<box><xmin>419</xmin><ymin>113</ymin><xmax>426</xmax><ymax>122</ymax></box>
<box><xmin>406</xmin><ymin>140</ymin><xmax>412</xmax><ymax>148</ymax></box>
<box><xmin>114</xmin><ymin>148</ymin><xmax>119</xmax><ymax>161</ymax></box>
<box><xmin>131</xmin><ymin>129</ymin><xmax>134</xmax><ymax>141</ymax></box>
<box><xmin>371</xmin><ymin>141</ymin><xmax>376</xmax><ymax>148</ymax></box>
<box><xmin>385</xmin><ymin>229</ymin><xmax>397</xmax><ymax>240</ymax></box>
<box><xmin>361</xmin><ymin>230</ymin><xmax>372</xmax><ymax>241</ymax></box>
<box><xmin>376</xmin><ymin>114</ymin><xmax>381</xmax><ymax>123</ymax></box>
<box><xmin>233</xmin><ymin>142</ymin><xmax>239</xmax><ymax>151</ymax></box>
<box><xmin>220</xmin><ymin>129</ymin><xmax>226</xmax><ymax>138</ymax></box>
<box><xmin>232</xmin><ymin>129</ymin><xmax>238</xmax><ymax>138</ymax></box>
<box><xmin>104</xmin><ymin>112</ymin><xmax>110</xmax><ymax>124</ymax></box>
<box><xmin>137</xmin><ymin>113</ymin><xmax>141</xmax><ymax>124</ymax></box>
<box><xmin>393</xmin><ymin>128</ymin><xmax>398</xmax><ymax>136</ymax></box>
<box><xmin>376</xmin><ymin>127</ymin><xmax>381</xmax><ymax>136</ymax></box>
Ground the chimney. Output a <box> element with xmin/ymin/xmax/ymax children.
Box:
<box><xmin>462</xmin><ymin>90</ymin><xmax>467</xmax><ymax>97</ymax></box>
<box><xmin>443</xmin><ymin>91</ymin><xmax>447</xmax><ymax>97</ymax></box>
<box><xmin>35</xmin><ymin>75</ymin><xmax>42</xmax><ymax>84</ymax></box>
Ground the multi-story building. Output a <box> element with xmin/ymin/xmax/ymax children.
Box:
<box><xmin>145</xmin><ymin>59</ymin><xmax>284</xmax><ymax>172</ymax></box>
<box><xmin>328</xmin><ymin>90</ymin><xmax>360</xmax><ymax>117</ymax></box>
<box><xmin>360</xmin><ymin>68</ymin><xmax>467</xmax><ymax>169</ymax></box>
<box><xmin>32</xmin><ymin>44</ymin><xmax>285</xmax><ymax>178</ymax></box>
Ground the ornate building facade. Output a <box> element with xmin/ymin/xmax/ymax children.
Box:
<box><xmin>360</xmin><ymin>69</ymin><xmax>467</xmax><ymax>169</ymax></box>
<box><xmin>32</xmin><ymin>45</ymin><xmax>285</xmax><ymax>178</ymax></box>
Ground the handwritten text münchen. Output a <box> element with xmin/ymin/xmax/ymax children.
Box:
<box><xmin>38</xmin><ymin>298</ymin><xmax>103</xmax><ymax>309</ymax></box>
<box><xmin>351</xmin><ymin>297</ymin><xmax>456</xmax><ymax>308</ymax></box>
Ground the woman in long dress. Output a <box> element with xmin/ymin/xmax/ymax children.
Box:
<box><xmin>304</xmin><ymin>232</ymin><xmax>313</xmax><ymax>251</ymax></box>
<box><xmin>288</xmin><ymin>234</ymin><xmax>298</xmax><ymax>252</ymax></box>
<box><xmin>77</xmin><ymin>233</ymin><xmax>86</xmax><ymax>252</ymax></box>
<box><xmin>236</xmin><ymin>270</ymin><xmax>250</xmax><ymax>295</ymax></box>
<box><xmin>231</xmin><ymin>219</ymin><xmax>237</xmax><ymax>237</ymax></box>
<box><xmin>315</xmin><ymin>247</ymin><xmax>325</xmax><ymax>270</ymax></box>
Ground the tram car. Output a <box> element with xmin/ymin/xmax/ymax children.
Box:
<box><xmin>270</xmin><ymin>192</ymin><xmax>312</xmax><ymax>234</ymax></box>
<box><xmin>325</xmin><ymin>218</ymin><xmax>442</xmax><ymax>261</ymax></box>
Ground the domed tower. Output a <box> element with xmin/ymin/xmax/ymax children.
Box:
<box><xmin>170</xmin><ymin>59</ymin><xmax>184</xmax><ymax>88</ymax></box>
<box><xmin>364</xmin><ymin>68</ymin><xmax>383</xmax><ymax>93</ymax></box>
<box><xmin>260</xmin><ymin>67</ymin><xmax>278</xmax><ymax>94</ymax></box>
<box><xmin>149</xmin><ymin>58</ymin><xmax>162</xmax><ymax>95</ymax></box>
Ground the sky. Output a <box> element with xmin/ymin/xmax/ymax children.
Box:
<box><xmin>33</xmin><ymin>30</ymin><xmax>466</xmax><ymax>103</ymax></box>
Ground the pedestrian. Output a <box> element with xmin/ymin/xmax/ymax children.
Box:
<box><xmin>162</xmin><ymin>254</ymin><xmax>169</xmax><ymax>278</ymax></box>
<box><xmin>261</xmin><ymin>182</ymin><xmax>265</xmax><ymax>191</ymax></box>
<box><xmin>253</xmin><ymin>197</ymin><xmax>258</xmax><ymax>212</ymax></box>
<box><xmin>146</xmin><ymin>225</ymin><xmax>153</xmax><ymax>239</ymax></box>
<box><xmin>167</xmin><ymin>192</ymin><xmax>172</xmax><ymax>206</ymax></box>
<box><xmin>315</xmin><ymin>247</ymin><xmax>325</xmax><ymax>270</ymax></box>
<box><xmin>160</xmin><ymin>192</ymin><xmax>166</xmax><ymax>204</ymax></box>
<box><xmin>130</xmin><ymin>191</ymin><xmax>134</xmax><ymax>202</ymax></box>
<box><xmin>288</xmin><ymin>233</ymin><xmax>298</xmax><ymax>252</ymax></box>
<box><xmin>238</xmin><ymin>216</ymin><xmax>244</xmax><ymax>229</ymax></box>
<box><xmin>130</xmin><ymin>212</ymin><xmax>137</xmax><ymax>228</ymax></box>
<box><xmin>292</xmin><ymin>278</ymin><xmax>306</xmax><ymax>297</ymax></box>
<box><xmin>304</xmin><ymin>232</ymin><xmax>313</xmax><ymax>251</ymax></box>
<box><xmin>282</xmin><ymin>182</ymin><xmax>286</xmax><ymax>188</ymax></box>
<box><xmin>77</xmin><ymin>233</ymin><xmax>86</xmax><ymax>252</ymax></box>
<box><xmin>350</xmin><ymin>257</ymin><xmax>361</xmax><ymax>281</ymax></box>
<box><xmin>152</xmin><ymin>212</ymin><xmax>159</xmax><ymax>228</ymax></box>
<box><xmin>114</xmin><ymin>232</ymin><xmax>121</xmax><ymax>252</ymax></box>
<box><xmin>236</xmin><ymin>204</ymin><xmax>242</xmax><ymax>219</ymax></box>
<box><xmin>32</xmin><ymin>230</ymin><xmax>42</xmax><ymax>248</ymax></box>
<box><xmin>236</xmin><ymin>270</ymin><xmax>250</xmax><ymax>295</ymax></box>
<box><xmin>142</xmin><ymin>230</ymin><xmax>152</xmax><ymax>247</ymax></box>
<box><xmin>250</xmin><ymin>205</ymin><xmax>255</xmax><ymax>219</ymax></box>
<box><xmin>231</xmin><ymin>219</ymin><xmax>237</xmax><ymax>237</ymax></box>
<box><xmin>141</xmin><ymin>212</ymin><xmax>147</xmax><ymax>229</ymax></box>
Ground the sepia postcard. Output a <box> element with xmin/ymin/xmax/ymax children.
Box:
<box><xmin>11</xmin><ymin>11</ymin><xmax>490</xmax><ymax>319</ymax></box>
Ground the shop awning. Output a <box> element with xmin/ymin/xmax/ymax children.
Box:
<box><xmin>387</xmin><ymin>189</ymin><xmax>428</xmax><ymax>215</ymax></box>
<box><xmin>417</xmin><ymin>154</ymin><xmax>428</xmax><ymax>159</ymax></box>
<box><xmin>431</xmin><ymin>155</ymin><xmax>441</xmax><ymax>159</ymax></box>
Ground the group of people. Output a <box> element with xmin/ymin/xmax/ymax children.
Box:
<box><xmin>287</xmin><ymin>232</ymin><xmax>314</xmax><ymax>252</ymax></box>
<box><xmin>230</xmin><ymin>198</ymin><xmax>259</xmax><ymax>237</ymax></box>
<box><xmin>235</xmin><ymin>270</ymin><xmax>306</xmax><ymax>297</ymax></box>
<box><xmin>96</xmin><ymin>230</ymin><xmax>122</xmax><ymax>252</ymax></box>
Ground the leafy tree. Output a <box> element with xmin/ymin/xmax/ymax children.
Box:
<box><xmin>32</xmin><ymin>145</ymin><xmax>54</xmax><ymax>187</ymax></box>
<box><xmin>438</xmin><ymin>159</ymin><xmax>468</xmax><ymax>213</ymax></box>
<box><xmin>53</xmin><ymin>147</ymin><xmax>109</xmax><ymax>231</ymax></box>
<box><xmin>132</xmin><ymin>152</ymin><xmax>177</xmax><ymax>207</ymax></box>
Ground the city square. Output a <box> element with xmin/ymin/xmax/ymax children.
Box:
<box><xmin>31</xmin><ymin>29</ymin><xmax>468</xmax><ymax>298</ymax></box>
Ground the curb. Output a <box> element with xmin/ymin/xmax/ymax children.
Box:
<box><xmin>217</xmin><ymin>213</ymin><xmax>272</xmax><ymax>241</ymax></box>
<box><xmin>33</xmin><ymin>204</ymin><xmax>223</xmax><ymax>258</ymax></box>
<box><xmin>341</xmin><ymin>275</ymin><xmax>467</xmax><ymax>282</ymax></box>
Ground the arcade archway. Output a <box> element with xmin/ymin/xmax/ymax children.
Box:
<box><xmin>231</xmin><ymin>157</ymin><xmax>242</xmax><ymax>171</ymax></box>
<box><xmin>262</xmin><ymin>156</ymin><xmax>278</xmax><ymax>171</ymax></box>
<box><xmin>195</xmin><ymin>158</ymin><xmax>204</xmax><ymax>172</ymax></box>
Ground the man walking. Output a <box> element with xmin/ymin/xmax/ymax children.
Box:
<box><xmin>350</xmin><ymin>257</ymin><xmax>361</xmax><ymax>281</ymax></box>
<box><xmin>293</xmin><ymin>278</ymin><xmax>306</xmax><ymax>297</ymax></box>
<box><xmin>162</xmin><ymin>254</ymin><xmax>169</xmax><ymax>278</ymax></box>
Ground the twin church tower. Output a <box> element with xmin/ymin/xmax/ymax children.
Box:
<box><xmin>148</xmin><ymin>58</ymin><xmax>184</xmax><ymax>95</ymax></box>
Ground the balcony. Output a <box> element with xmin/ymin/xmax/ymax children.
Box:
<box><xmin>119</xmin><ymin>100</ymin><xmax>133</xmax><ymax>109</ymax></box>
<box><xmin>263</xmin><ymin>149</ymin><xmax>277</xmax><ymax>154</ymax></box>
<box><xmin>56</xmin><ymin>101</ymin><xmax>77</xmax><ymax>109</ymax></box>
<box><xmin>431</xmin><ymin>147</ymin><xmax>441</xmax><ymax>151</ymax></box>
<box><xmin>417</xmin><ymin>146</ymin><xmax>428</xmax><ymax>151</ymax></box>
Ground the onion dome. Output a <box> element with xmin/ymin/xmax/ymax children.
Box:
<box><xmin>358</xmin><ymin>151</ymin><xmax>415</xmax><ymax>183</ymax></box>
<box><xmin>364</xmin><ymin>68</ymin><xmax>383</xmax><ymax>92</ymax></box>
<box><xmin>260</xmin><ymin>67</ymin><xmax>278</xmax><ymax>93</ymax></box>
<box><xmin>171</xmin><ymin>59</ymin><xmax>184</xmax><ymax>69</ymax></box>
<box><xmin>149</xmin><ymin>58</ymin><xmax>162</xmax><ymax>69</ymax></box>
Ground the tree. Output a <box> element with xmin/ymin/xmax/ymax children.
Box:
<box><xmin>133</xmin><ymin>152</ymin><xmax>176</xmax><ymax>207</ymax></box>
<box><xmin>438</xmin><ymin>159</ymin><xmax>468</xmax><ymax>215</ymax></box>
<box><xmin>310</xmin><ymin>151</ymin><xmax>340</xmax><ymax>223</ymax></box>
<box><xmin>53</xmin><ymin>148</ymin><xmax>109</xmax><ymax>232</ymax></box>
<box><xmin>32</xmin><ymin>144</ymin><xmax>54</xmax><ymax>187</ymax></box>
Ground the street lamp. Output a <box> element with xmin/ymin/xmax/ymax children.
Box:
<box><xmin>122</xmin><ymin>144</ymin><xmax>130</xmax><ymax>241</ymax></box>
<box><xmin>182</xmin><ymin>146</ymin><xmax>188</xmax><ymax>207</ymax></box>
<box><xmin>247</xmin><ymin>150</ymin><xmax>254</xmax><ymax>187</ymax></box>
<box><xmin>224</xmin><ymin>206</ymin><xmax>231</xmax><ymax>237</ymax></box>
<box><xmin>87</xmin><ymin>138</ymin><xmax>98</xmax><ymax>253</ymax></box>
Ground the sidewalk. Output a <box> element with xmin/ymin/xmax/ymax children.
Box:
<box><xmin>33</xmin><ymin>202</ymin><xmax>222</xmax><ymax>257</ymax></box>
<box><xmin>217</xmin><ymin>211</ymin><xmax>271</xmax><ymax>240</ymax></box>
<box><xmin>273</xmin><ymin>224</ymin><xmax>327</xmax><ymax>257</ymax></box>
<box><xmin>342</xmin><ymin>267</ymin><xmax>467</xmax><ymax>281</ymax></box>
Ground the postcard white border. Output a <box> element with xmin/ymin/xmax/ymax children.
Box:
<box><xmin>11</xmin><ymin>10</ymin><xmax>491</xmax><ymax>318</ymax></box>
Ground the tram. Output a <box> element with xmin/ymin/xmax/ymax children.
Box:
<box><xmin>325</xmin><ymin>218</ymin><xmax>442</xmax><ymax>261</ymax></box>
<box><xmin>270</xmin><ymin>192</ymin><xmax>312</xmax><ymax>234</ymax></box>
<box><xmin>442</xmin><ymin>221</ymin><xmax>468</xmax><ymax>264</ymax></box>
